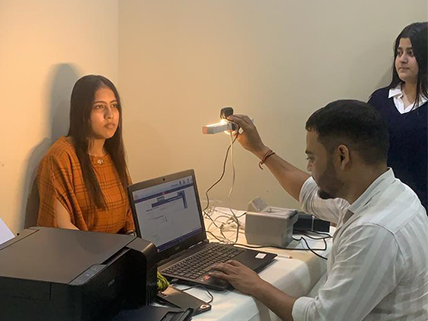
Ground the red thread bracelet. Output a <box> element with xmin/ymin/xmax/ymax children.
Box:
<box><xmin>259</xmin><ymin>149</ymin><xmax>275</xmax><ymax>170</ymax></box>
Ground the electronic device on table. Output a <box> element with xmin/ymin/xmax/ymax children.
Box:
<box><xmin>245</xmin><ymin>197</ymin><xmax>298</xmax><ymax>247</ymax></box>
<box><xmin>0</xmin><ymin>227</ymin><xmax>157</xmax><ymax>321</ymax></box>
<box><xmin>293</xmin><ymin>213</ymin><xmax>330</xmax><ymax>233</ymax></box>
<box><xmin>128</xmin><ymin>169</ymin><xmax>276</xmax><ymax>291</ymax></box>
<box><xmin>157</xmin><ymin>285</ymin><xmax>211</xmax><ymax>316</ymax></box>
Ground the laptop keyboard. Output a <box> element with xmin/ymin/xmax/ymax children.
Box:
<box><xmin>162</xmin><ymin>244</ymin><xmax>245</xmax><ymax>280</ymax></box>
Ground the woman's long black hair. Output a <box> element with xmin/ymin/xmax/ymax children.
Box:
<box><xmin>68</xmin><ymin>75</ymin><xmax>128</xmax><ymax>209</ymax></box>
<box><xmin>389</xmin><ymin>22</ymin><xmax>428</xmax><ymax>108</ymax></box>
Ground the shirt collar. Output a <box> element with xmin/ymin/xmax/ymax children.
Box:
<box><xmin>347</xmin><ymin>168</ymin><xmax>395</xmax><ymax>214</ymax></box>
<box><xmin>419</xmin><ymin>94</ymin><xmax>428</xmax><ymax>106</ymax></box>
<box><xmin>388</xmin><ymin>83</ymin><xmax>428</xmax><ymax>107</ymax></box>
<box><xmin>388</xmin><ymin>83</ymin><xmax>402</xmax><ymax>99</ymax></box>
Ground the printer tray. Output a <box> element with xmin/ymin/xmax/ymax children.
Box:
<box><xmin>111</xmin><ymin>305</ymin><xmax>192</xmax><ymax>321</ymax></box>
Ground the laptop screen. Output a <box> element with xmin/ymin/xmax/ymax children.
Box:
<box><xmin>131</xmin><ymin>175</ymin><xmax>203</xmax><ymax>252</ymax></box>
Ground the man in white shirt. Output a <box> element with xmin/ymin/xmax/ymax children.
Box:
<box><xmin>210</xmin><ymin>100</ymin><xmax>428</xmax><ymax>321</ymax></box>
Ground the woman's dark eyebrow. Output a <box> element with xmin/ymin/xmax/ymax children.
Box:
<box><xmin>397</xmin><ymin>46</ymin><xmax>413</xmax><ymax>50</ymax></box>
<box><xmin>93</xmin><ymin>100</ymin><xmax>117</xmax><ymax>104</ymax></box>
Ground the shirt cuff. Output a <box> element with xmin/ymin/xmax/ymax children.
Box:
<box><xmin>292</xmin><ymin>296</ymin><xmax>314</xmax><ymax>321</ymax></box>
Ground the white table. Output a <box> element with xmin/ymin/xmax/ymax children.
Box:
<box><xmin>176</xmin><ymin>207</ymin><xmax>333</xmax><ymax>321</ymax></box>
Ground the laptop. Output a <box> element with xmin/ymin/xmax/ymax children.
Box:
<box><xmin>128</xmin><ymin>169</ymin><xmax>276</xmax><ymax>290</ymax></box>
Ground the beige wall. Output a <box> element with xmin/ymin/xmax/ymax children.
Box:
<box><xmin>1</xmin><ymin>1</ymin><xmax>426</xmax><ymax>233</ymax></box>
<box><xmin>118</xmin><ymin>1</ymin><xmax>427</xmax><ymax>211</ymax></box>
<box><xmin>0</xmin><ymin>0</ymin><xmax>119</xmax><ymax>233</ymax></box>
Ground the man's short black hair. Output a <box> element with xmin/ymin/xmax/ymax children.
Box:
<box><xmin>305</xmin><ymin>100</ymin><xmax>389</xmax><ymax>165</ymax></box>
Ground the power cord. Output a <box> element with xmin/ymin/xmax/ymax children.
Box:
<box><xmin>203</xmin><ymin>135</ymin><xmax>240</xmax><ymax>243</ymax></box>
<box><xmin>295</xmin><ymin>230</ymin><xmax>332</xmax><ymax>239</ymax></box>
<box><xmin>232</xmin><ymin>230</ymin><xmax>331</xmax><ymax>260</ymax></box>
<box><xmin>173</xmin><ymin>284</ymin><xmax>214</xmax><ymax>304</ymax></box>
<box><xmin>201</xmin><ymin>131</ymin><xmax>331</xmax><ymax>259</ymax></box>
<box><xmin>203</xmin><ymin>135</ymin><xmax>238</xmax><ymax>215</ymax></box>
<box><xmin>294</xmin><ymin>236</ymin><xmax>328</xmax><ymax>260</ymax></box>
<box><xmin>205</xmin><ymin>208</ymin><xmax>244</xmax><ymax>244</ymax></box>
<box><xmin>228</xmin><ymin>132</ymin><xmax>236</xmax><ymax>198</ymax></box>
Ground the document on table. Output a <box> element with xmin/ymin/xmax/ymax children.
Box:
<box><xmin>0</xmin><ymin>217</ymin><xmax>14</xmax><ymax>245</ymax></box>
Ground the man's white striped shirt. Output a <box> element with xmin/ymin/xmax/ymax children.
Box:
<box><xmin>292</xmin><ymin>169</ymin><xmax>428</xmax><ymax>321</ymax></box>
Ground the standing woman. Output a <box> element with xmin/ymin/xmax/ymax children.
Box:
<box><xmin>37</xmin><ymin>75</ymin><xmax>135</xmax><ymax>233</ymax></box>
<box><xmin>369</xmin><ymin>22</ymin><xmax>427</xmax><ymax>211</ymax></box>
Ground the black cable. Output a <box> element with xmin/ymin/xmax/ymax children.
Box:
<box><xmin>167</xmin><ymin>283</ymin><xmax>214</xmax><ymax>304</ymax></box>
<box><xmin>300</xmin><ymin>237</ymin><xmax>328</xmax><ymax>260</ymax></box>
<box><xmin>181</xmin><ymin>285</ymin><xmax>214</xmax><ymax>304</ymax></box>
<box><xmin>296</xmin><ymin>232</ymin><xmax>330</xmax><ymax>255</ymax></box>
<box><xmin>233</xmin><ymin>234</ymin><xmax>329</xmax><ymax>259</ymax></box>
<box><xmin>311</xmin><ymin>230</ymin><xmax>333</xmax><ymax>238</ymax></box>
<box><xmin>295</xmin><ymin>231</ymin><xmax>331</xmax><ymax>241</ymax></box>
<box><xmin>292</xmin><ymin>235</ymin><xmax>328</xmax><ymax>260</ymax></box>
<box><xmin>301</xmin><ymin>233</ymin><xmax>328</xmax><ymax>252</ymax></box>
<box><xmin>294</xmin><ymin>230</ymin><xmax>332</xmax><ymax>239</ymax></box>
<box><xmin>302</xmin><ymin>232</ymin><xmax>331</xmax><ymax>243</ymax></box>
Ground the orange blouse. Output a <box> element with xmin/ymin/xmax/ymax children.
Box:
<box><xmin>37</xmin><ymin>137</ymin><xmax>135</xmax><ymax>234</ymax></box>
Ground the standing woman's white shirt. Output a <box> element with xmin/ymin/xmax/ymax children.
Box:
<box><xmin>389</xmin><ymin>83</ymin><xmax>428</xmax><ymax>114</ymax></box>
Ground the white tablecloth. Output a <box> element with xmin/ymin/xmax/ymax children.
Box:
<box><xmin>179</xmin><ymin>207</ymin><xmax>332</xmax><ymax>321</ymax></box>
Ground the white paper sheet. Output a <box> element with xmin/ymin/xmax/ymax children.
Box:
<box><xmin>0</xmin><ymin>217</ymin><xmax>14</xmax><ymax>245</ymax></box>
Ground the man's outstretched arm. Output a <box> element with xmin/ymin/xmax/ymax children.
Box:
<box><xmin>228</xmin><ymin>114</ymin><xmax>310</xmax><ymax>201</ymax></box>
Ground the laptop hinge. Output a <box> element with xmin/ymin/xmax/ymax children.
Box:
<box><xmin>191</xmin><ymin>239</ymin><xmax>209</xmax><ymax>249</ymax></box>
<box><xmin>184</xmin><ymin>239</ymin><xmax>208</xmax><ymax>251</ymax></box>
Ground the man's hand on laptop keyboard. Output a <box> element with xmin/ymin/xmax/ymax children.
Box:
<box><xmin>209</xmin><ymin>260</ymin><xmax>262</xmax><ymax>295</ymax></box>
<box><xmin>210</xmin><ymin>259</ymin><xmax>297</xmax><ymax>321</ymax></box>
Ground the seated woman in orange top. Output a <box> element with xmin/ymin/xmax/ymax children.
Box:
<box><xmin>37</xmin><ymin>75</ymin><xmax>134</xmax><ymax>234</ymax></box>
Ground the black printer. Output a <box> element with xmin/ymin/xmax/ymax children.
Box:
<box><xmin>0</xmin><ymin>227</ymin><xmax>158</xmax><ymax>321</ymax></box>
